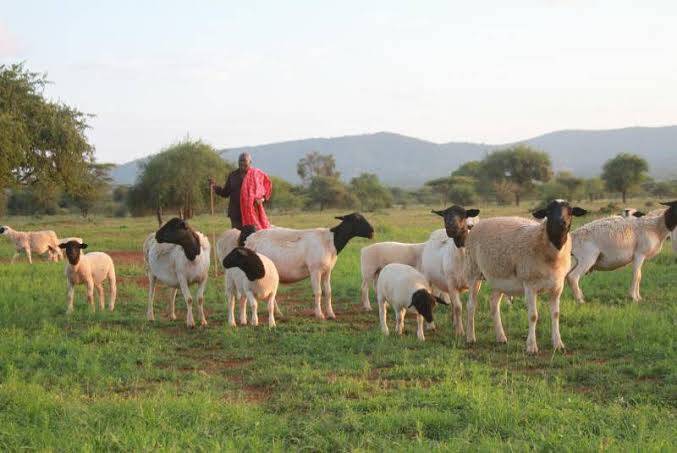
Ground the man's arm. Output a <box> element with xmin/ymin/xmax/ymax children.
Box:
<box><xmin>212</xmin><ymin>174</ymin><xmax>231</xmax><ymax>198</ymax></box>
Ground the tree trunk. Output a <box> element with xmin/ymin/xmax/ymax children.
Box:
<box><xmin>622</xmin><ymin>190</ymin><xmax>627</xmax><ymax>204</ymax></box>
<box><xmin>515</xmin><ymin>192</ymin><xmax>520</xmax><ymax>206</ymax></box>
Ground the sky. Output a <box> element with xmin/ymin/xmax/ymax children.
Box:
<box><xmin>2</xmin><ymin>0</ymin><xmax>677</xmax><ymax>164</ymax></box>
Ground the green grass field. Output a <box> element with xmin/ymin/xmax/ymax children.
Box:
<box><xmin>0</xmin><ymin>205</ymin><xmax>675</xmax><ymax>451</ymax></box>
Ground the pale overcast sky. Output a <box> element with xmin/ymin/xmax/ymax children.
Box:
<box><xmin>2</xmin><ymin>1</ymin><xmax>676</xmax><ymax>164</ymax></box>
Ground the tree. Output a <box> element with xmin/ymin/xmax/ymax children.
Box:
<box><xmin>350</xmin><ymin>173</ymin><xmax>392</xmax><ymax>211</ymax></box>
<box><xmin>482</xmin><ymin>145</ymin><xmax>552</xmax><ymax>205</ymax></box>
<box><xmin>555</xmin><ymin>171</ymin><xmax>585</xmax><ymax>201</ymax></box>
<box><xmin>267</xmin><ymin>176</ymin><xmax>303</xmax><ymax>211</ymax></box>
<box><xmin>0</xmin><ymin>63</ymin><xmax>96</xmax><ymax>195</ymax></box>
<box><xmin>69</xmin><ymin>163</ymin><xmax>114</xmax><ymax>217</ymax></box>
<box><xmin>583</xmin><ymin>177</ymin><xmax>605</xmax><ymax>202</ymax></box>
<box><xmin>425</xmin><ymin>177</ymin><xmax>454</xmax><ymax>205</ymax></box>
<box><xmin>306</xmin><ymin>176</ymin><xmax>355</xmax><ymax>211</ymax></box>
<box><xmin>601</xmin><ymin>153</ymin><xmax>649</xmax><ymax>203</ymax></box>
<box><xmin>297</xmin><ymin>151</ymin><xmax>339</xmax><ymax>185</ymax></box>
<box><xmin>127</xmin><ymin>140</ymin><xmax>231</xmax><ymax>218</ymax></box>
<box><xmin>452</xmin><ymin>160</ymin><xmax>483</xmax><ymax>178</ymax></box>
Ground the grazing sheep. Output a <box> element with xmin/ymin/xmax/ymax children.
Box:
<box><xmin>217</xmin><ymin>213</ymin><xmax>374</xmax><ymax>320</ymax></box>
<box><xmin>421</xmin><ymin>206</ymin><xmax>480</xmax><ymax>336</ymax></box>
<box><xmin>621</xmin><ymin>208</ymin><xmax>645</xmax><ymax>218</ymax></box>
<box><xmin>376</xmin><ymin>263</ymin><xmax>448</xmax><ymax>341</ymax></box>
<box><xmin>464</xmin><ymin>199</ymin><xmax>587</xmax><ymax>353</ymax></box>
<box><xmin>0</xmin><ymin>225</ymin><xmax>62</xmax><ymax>263</ymax></box>
<box><xmin>144</xmin><ymin>218</ymin><xmax>210</xmax><ymax>328</ymax></box>
<box><xmin>59</xmin><ymin>240</ymin><xmax>116</xmax><ymax>314</ymax></box>
<box><xmin>568</xmin><ymin>201</ymin><xmax>677</xmax><ymax>303</ymax></box>
<box><xmin>222</xmin><ymin>247</ymin><xmax>280</xmax><ymax>328</ymax></box>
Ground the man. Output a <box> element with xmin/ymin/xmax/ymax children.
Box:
<box><xmin>209</xmin><ymin>153</ymin><xmax>272</xmax><ymax>229</ymax></box>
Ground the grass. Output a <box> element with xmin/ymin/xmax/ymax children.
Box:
<box><xmin>0</xmin><ymin>203</ymin><xmax>675</xmax><ymax>451</ymax></box>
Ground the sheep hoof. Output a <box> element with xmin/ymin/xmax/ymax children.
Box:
<box><xmin>553</xmin><ymin>340</ymin><xmax>565</xmax><ymax>351</ymax></box>
<box><xmin>496</xmin><ymin>335</ymin><xmax>508</xmax><ymax>344</ymax></box>
<box><xmin>200</xmin><ymin>319</ymin><xmax>208</xmax><ymax>327</ymax></box>
<box><xmin>526</xmin><ymin>343</ymin><xmax>539</xmax><ymax>355</ymax></box>
<box><xmin>228</xmin><ymin>320</ymin><xmax>237</xmax><ymax>327</ymax></box>
<box><xmin>363</xmin><ymin>305</ymin><xmax>372</xmax><ymax>312</ymax></box>
<box><xmin>314</xmin><ymin>312</ymin><xmax>326</xmax><ymax>320</ymax></box>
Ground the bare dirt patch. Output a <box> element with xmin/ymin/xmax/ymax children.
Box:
<box><xmin>108</xmin><ymin>250</ymin><xmax>144</xmax><ymax>265</ymax></box>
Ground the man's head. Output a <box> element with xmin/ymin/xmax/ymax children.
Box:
<box><xmin>238</xmin><ymin>153</ymin><xmax>252</xmax><ymax>172</ymax></box>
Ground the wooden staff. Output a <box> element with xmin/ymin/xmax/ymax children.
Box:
<box><xmin>210</xmin><ymin>177</ymin><xmax>218</xmax><ymax>277</ymax></box>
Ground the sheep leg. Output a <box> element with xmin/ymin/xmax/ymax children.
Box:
<box><xmin>398</xmin><ymin>308</ymin><xmax>407</xmax><ymax>335</ymax></box>
<box><xmin>466</xmin><ymin>279</ymin><xmax>482</xmax><ymax>344</ymax></box>
<box><xmin>25</xmin><ymin>248</ymin><xmax>32</xmax><ymax>264</ymax></box>
<box><xmin>310</xmin><ymin>271</ymin><xmax>324</xmax><ymax>320</ymax></box>
<box><xmin>630</xmin><ymin>254</ymin><xmax>645</xmax><ymax>302</ymax></box>
<box><xmin>86</xmin><ymin>280</ymin><xmax>95</xmax><ymax>312</ymax></box>
<box><xmin>66</xmin><ymin>282</ymin><xmax>75</xmax><ymax>314</ymax></box>
<box><xmin>96</xmin><ymin>284</ymin><xmax>105</xmax><ymax>311</ymax></box>
<box><xmin>378</xmin><ymin>294</ymin><xmax>389</xmax><ymax>336</ymax></box>
<box><xmin>321</xmin><ymin>272</ymin><xmax>336</xmax><ymax>319</ymax></box>
<box><xmin>416</xmin><ymin>314</ymin><xmax>425</xmax><ymax>341</ymax></box>
<box><xmin>360</xmin><ymin>276</ymin><xmax>372</xmax><ymax>311</ymax></box>
<box><xmin>108</xmin><ymin>268</ymin><xmax>117</xmax><ymax>311</ymax></box>
<box><xmin>11</xmin><ymin>251</ymin><xmax>20</xmax><ymax>264</ymax></box>
<box><xmin>549</xmin><ymin>287</ymin><xmax>565</xmax><ymax>351</ymax></box>
<box><xmin>490</xmin><ymin>291</ymin><xmax>507</xmax><ymax>343</ymax></box>
<box><xmin>567</xmin><ymin>252</ymin><xmax>597</xmax><ymax>303</ymax></box>
<box><xmin>239</xmin><ymin>296</ymin><xmax>248</xmax><ymax>325</ymax></box>
<box><xmin>178</xmin><ymin>278</ymin><xmax>195</xmax><ymax>328</ymax></box>
<box><xmin>146</xmin><ymin>275</ymin><xmax>157</xmax><ymax>321</ymax></box>
<box><xmin>168</xmin><ymin>288</ymin><xmax>177</xmax><ymax>320</ymax></box>
<box><xmin>247</xmin><ymin>292</ymin><xmax>259</xmax><ymax>326</ymax></box>
<box><xmin>450</xmin><ymin>290</ymin><xmax>465</xmax><ymax>337</ymax></box>
<box><xmin>274</xmin><ymin>300</ymin><xmax>283</xmax><ymax>318</ymax></box>
<box><xmin>267</xmin><ymin>290</ymin><xmax>277</xmax><ymax>328</ymax></box>
<box><xmin>196</xmin><ymin>280</ymin><xmax>208</xmax><ymax>326</ymax></box>
<box><xmin>525</xmin><ymin>287</ymin><xmax>539</xmax><ymax>354</ymax></box>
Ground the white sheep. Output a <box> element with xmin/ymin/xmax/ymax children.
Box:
<box><xmin>464</xmin><ymin>199</ymin><xmax>587</xmax><ymax>353</ymax></box>
<box><xmin>59</xmin><ymin>240</ymin><xmax>116</xmax><ymax>314</ymax></box>
<box><xmin>376</xmin><ymin>263</ymin><xmax>449</xmax><ymax>341</ymax></box>
<box><xmin>0</xmin><ymin>225</ymin><xmax>62</xmax><ymax>263</ymax></box>
<box><xmin>359</xmin><ymin>241</ymin><xmax>425</xmax><ymax>311</ymax></box>
<box><xmin>421</xmin><ymin>206</ymin><xmax>480</xmax><ymax>336</ymax></box>
<box><xmin>567</xmin><ymin>201</ymin><xmax>677</xmax><ymax>302</ymax></box>
<box><xmin>144</xmin><ymin>218</ymin><xmax>210</xmax><ymax>328</ymax></box>
<box><xmin>216</xmin><ymin>213</ymin><xmax>374</xmax><ymax>320</ymax></box>
<box><xmin>222</xmin><ymin>247</ymin><xmax>280</xmax><ymax>328</ymax></box>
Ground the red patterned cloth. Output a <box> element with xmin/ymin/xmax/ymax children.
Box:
<box><xmin>240</xmin><ymin>167</ymin><xmax>272</xmax><ymax>229</ymax></box>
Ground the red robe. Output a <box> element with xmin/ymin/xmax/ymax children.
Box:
<box><xmin>240</xmin><ymin>167</ymin><xmax>272</xmax><ymax>229</ymax></box>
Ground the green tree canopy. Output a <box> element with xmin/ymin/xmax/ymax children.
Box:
<box><xmin>306</xmin><ymin>176</ymin><xmax>355</xmax><ymax>211</ymax></box>
<box><xmin>601</xmin><ymin>153</ymin><xmax>649</xmax><ymax>203</ymax></box>
<box><xmin>350</xmin><ymin>173</ymin><xmax>392</xmax><ymax>211</ymax></box>
<box><xmin>297</xmin><ymin>151</ymin><xmax>339</xmax><ymax>185</ymax></box>
<box><xmin>482</xmin><ymin>145</ymin><xmax>552</xmax><ymax>205</ymax></box>
<box><xmin>127</xmin><ymin>139</ymin><xmax>232</xmax><ymax>218</ymax></box>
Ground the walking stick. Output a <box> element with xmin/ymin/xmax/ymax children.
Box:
<box><xmin>210</xmin><ymin>178</ymin><xmax>218</xmax><ymax>277</ymax></box>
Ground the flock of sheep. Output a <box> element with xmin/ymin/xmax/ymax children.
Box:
<box><xmin>1</xmin><ymin>199</ymin><xmax>675</xmax><ymax>354</ymax></box>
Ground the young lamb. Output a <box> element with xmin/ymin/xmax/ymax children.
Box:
<box><xmin>621</xmin><ymin>208</ymin><xmax>645</xmax><ymax>218</ymax></box>
<box><xmin>376</xmin><ymin>263</ymin><xmax>449</xmax><ymax>341</ymax></box>
<box><xmin>0</xmin><ymin>225</ymin><xmax>62</xmax><ymax>263</ymax></box>
<box><xmin>567</xmin><ymin>200</ymin><xmax>677</xmax><ymax>303</ymax></box>
<box><xmin>222</xmin><ymin>247</ymin><xmax>280</xmax><ymax>328</ymax></box>
<box><xmin>464</xmin><ymin>199</ymin><xmax>587</xmax><ymax>353</ymax></box>
<box><xmin>59</xmin><ymin>240</ymin><xmax>116</xmax><ymax>314</ymax></box>
<box><xmin>421</xmin><ymin>206</ymin><xmax>480</xmax><ymax>336</ymax></box>
<box><xmin>144</xmin><ymin>218</ymin><xmax>211</xmax><ymax>328</ymax></box>
<box><xmin>217</xmin><ymin>213</ymin><xmax>374</xmax><ymax>320</ymax></box>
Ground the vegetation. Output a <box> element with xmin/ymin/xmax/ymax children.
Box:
<box><xmin>602</xmin><ymin>153</ymin><xmax>649</xmax><ymax>203</ymax></box>
<box><xmin>349</xmin><ymin>173</ymin><xmax>392</xmax><ymax>211</ymax></box>
<box><xmin>0</xmin><ymin>205</ymin><xmax>674</xmax><ymax>450</ymax></box>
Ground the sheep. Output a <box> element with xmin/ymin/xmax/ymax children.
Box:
<box><xmin>621</xmin><ymin>208</ymin><xmax>646</xmax><ymax>218</ymax></box>
<box><xmin>464</xmin><ymin>199</ymin><xmax>587</xmax><ymax>353</ymax></box>
<box><xmin>144</xmin><ymin>218</ymin><xmax>211</xmax><ymax>328</ymax></box>
<box><xmin>421</xmin><ymin>206</ymin><xmax>480</xmax><ymax>336</ymax></box>
<box><xmin>222</xmin><ymin>247</ymin><xmax>280</xmax><ymax>328</ymax></box>
<box><xmin>216</xmin><ymin>213</ymin><xmax>374</xmax><ymax>320</ymax></box>
<box><xmin>376</xmin><ymin>263</ymin><xmax>449</xmax><ymax>341</ymax></box>
<box><xmin>0</xmin><ymin>225</ymin><xmax>62</xmax><ymax>263</ymax></box>
<box><xmin>567</xmin><ymin>200</ymin><xmax>677</xmax><ymax>303</ymax></box>
<box><xmin>59</xmin><ymin>240</ymin><xmax>116</xmax><ymax>314</ymax></box>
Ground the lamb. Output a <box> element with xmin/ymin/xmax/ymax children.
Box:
<box><xmin>376</xmin><ymin>263</ymin><xmax>449</xmax><ymax>341</ymax></box>
<box><xmin>0</xmin><ymin>225</ymin><xmax>62</xmax><ymax>263</ymax></box>
<box><xmin>464</xmin><ymin>199</ymin><xmax>587</xmax><ymax>353</ymax></box>
<box><xmin>421</xmin><ymin>206</ymin><xmax>480</xmax><ymax>336</ymax></box>
<box><xmin>59</xmin><ymin>240</ymin><xmax>116</xmax><ymax>314</ymax></box>
<box><xmin>144</xmin><ymin>218</ymin><xmax>211</xmax><ymax>328</ymax></box>
<box><xmin>217</xmin><ymin>213</ymin><xmax>374</xmax><ymax>320</ymax></box>
<box><xmin>621</xmin><ymin>208</ymin><xmax>645</xmax><ymax>218</ymax></box>
<box><xmin>222</xmin><ymin>247</ymin><xmax>280</xmax><ymax>328</ymax></box>
<box><xmin>567</xmin><ymin>200</ymin><xmax>677</xmax><ymax>303</ymax></box>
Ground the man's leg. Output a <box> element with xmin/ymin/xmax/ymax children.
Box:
<box><xmin>230</xmin><ymin>216</ymin><xmax>243</xmax><ymax>230</ymax></box>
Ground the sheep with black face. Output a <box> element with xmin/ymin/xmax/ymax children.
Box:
<box><xmin>376</xmin><ymin>263</ymin><xmax>449</xmax><ymax>341</ymax></box>
<box><xmin>217</xmin><ymin>213</ymin><xmax>374</xmax><ymax>320</ymax></box>
<box><xmin>59</xmin><ymin>240</ymin><xmax>117</xmax><ymax>314</ymax></box>
<box><xmin>421</xmin><ymin>205</ymin><xmax>480</xmax><ymax>336</ymax></box>
<box><xmin>143</xmin><ymin>218</ymin><xmax>210</xmax><ymax>327</ymax></box>
<box><xmin>568</xmin><ymin>200</ymin><xmax>677</xmax><ymax>302</ymax></box>
<box><xmin>222</xmin><ymin>247</ymin><xmax>280</xmax><ymax>328</ymax></box>
<box><xmin>464</xmin><ymin>199</ymin><xmax>587</xmax><ymax>353</ymax></box>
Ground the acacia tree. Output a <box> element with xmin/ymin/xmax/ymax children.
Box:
<box><xmin>482</xmin><ymin>145</ymin><xmax>552</xmax><ymax>205</ymax></box>
<box><xmin>297</xmin><ymin>151</ymin><xmax>339</xmax><ymax>185</ymax></box>
<box><xmin>602</xmin><ymin>153</ymin><xmax>649</xmax><ymax>203</ymax></box>
<box><xmin>0</xmin><ymin>63</ymin><xmax>96</xmax><ymax>195</ymax></box>
<box><xmin>350</xmin><ymin>173</ymin><xmax>392</xmax><ymax>211</ymax></box>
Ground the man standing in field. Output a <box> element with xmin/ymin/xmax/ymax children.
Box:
<box><xmin>209</xmin><ymin>152</ymin><xmax>273</xmax><ymax>229</ymax></box>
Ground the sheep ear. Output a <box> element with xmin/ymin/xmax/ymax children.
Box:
<box><xmin>633</xmin><ymin>211</ymin><xmax>646</xmax><ymax>218</ymax></box>
<box><xmin>532</xmin><ymin>209</ymin><xmax>547</xmax><ymax>219</ymax></box>
<box><xmin>334</xmin><ymin>216</ymin><xmax>345</xmax><ymax>221</ymax></box>
<box><xmin>466</xmin><ymin>209</ymin><xmax>480</xmax><ymax>218</ymax></box>
<box><xmin>435</xmin><ymin>296</ymin><xmax>449</xmax><ymax>305</ymax></box>
<box><xmin>660</xmin><ymin>201</ymin><xmax>677</xmax><ymax>207</ymax></box>
<box><xmin>431</xmin><ymin>210</ymin><xmax>444</xmax><ymax>217</ymax></box>
<box><xmin>571</xmin><ymin>207</ymin><xmax>587</xmax><ymax>217</ymax></box>
<box><xmin>59</xmin><ymin>243</ymin><xmax>67</xmax><ymax>249</ymax></box>
<box><xmin>80</xmin><ymin>243</ymin><xmax>88</xmax><ymax>249</ymax></box>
